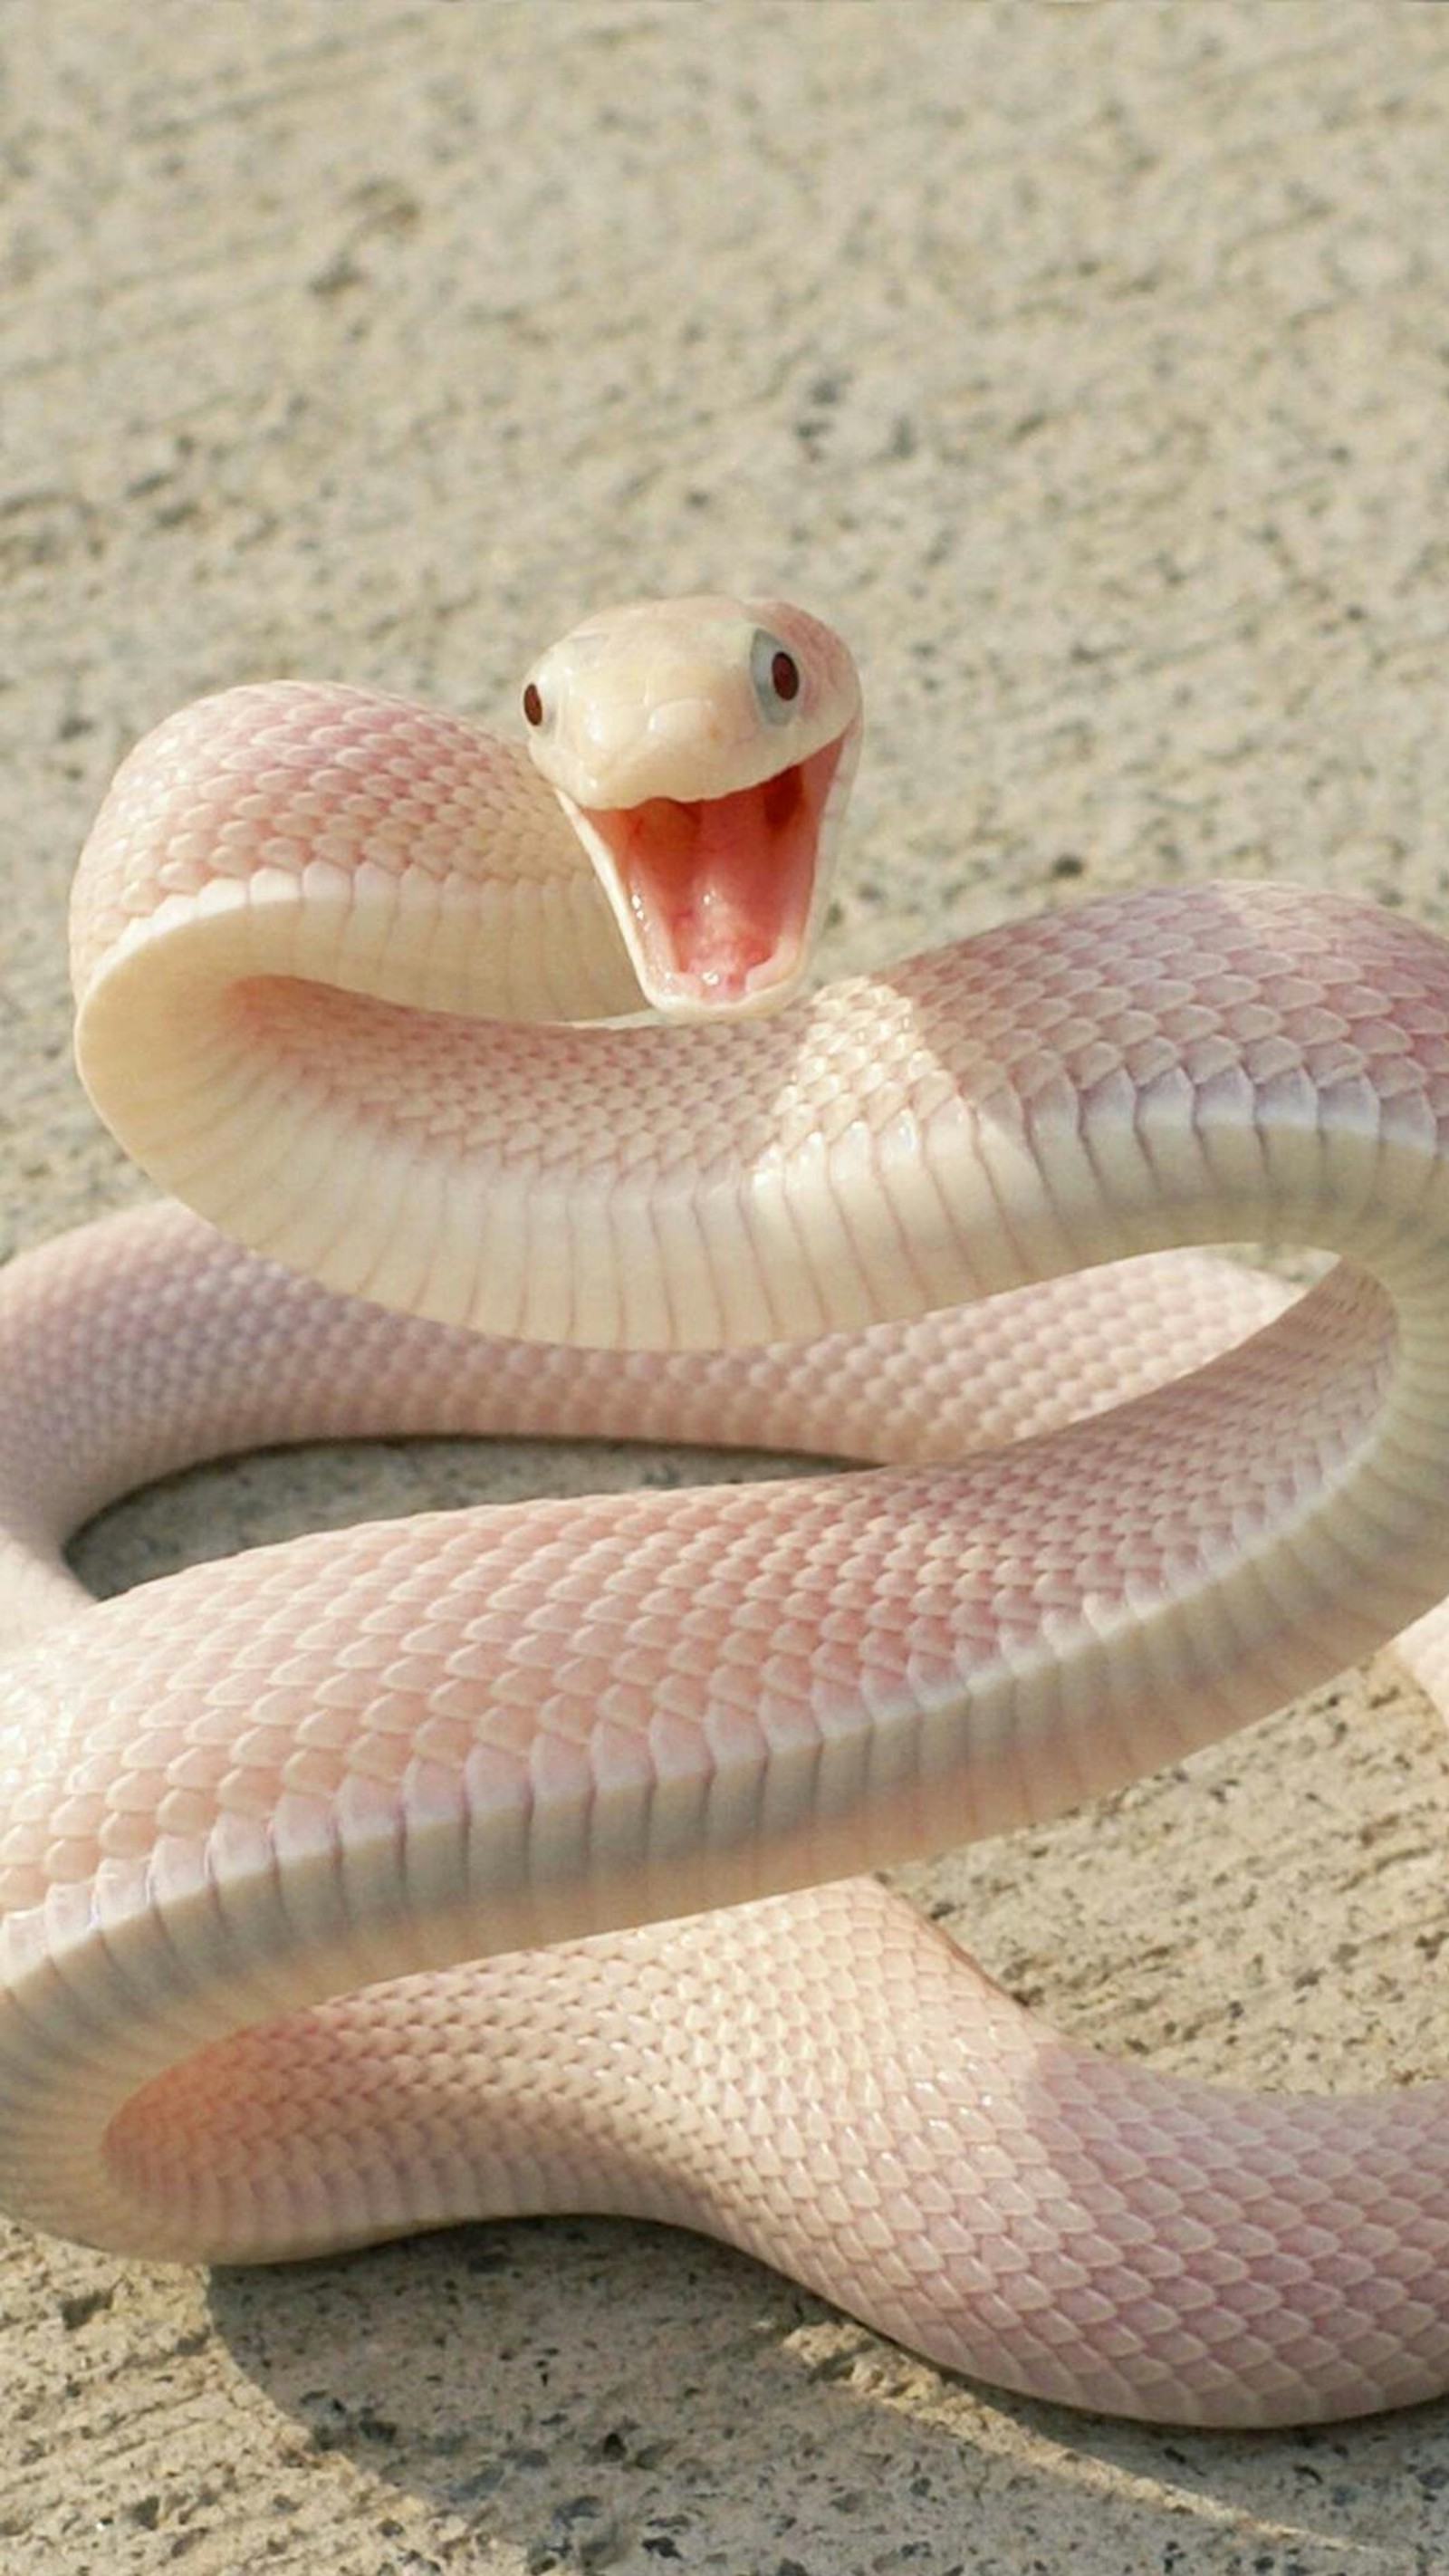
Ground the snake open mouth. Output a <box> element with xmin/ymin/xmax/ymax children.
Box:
<box><xmin>571</xmin><ymin>733</ymin><xmax>847</xmax><ymax>1014</ymax></box>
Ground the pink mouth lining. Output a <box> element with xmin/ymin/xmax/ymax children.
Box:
<box><xmin>579</xmin><ymin>733</ymin><xmax>847</xmax><ymax>1008</ymax></box>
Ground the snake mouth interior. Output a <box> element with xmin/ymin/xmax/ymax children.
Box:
<box><xmin>571</xmin><ymin>732</ymin><xmax>847</xmax><ymax>1015</ymax></box>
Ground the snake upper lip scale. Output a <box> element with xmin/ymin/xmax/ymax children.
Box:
<box><xmin>5</xmin><ymin>597</ymin><xmax>1449</xmax><ymax>2428</ymax></box>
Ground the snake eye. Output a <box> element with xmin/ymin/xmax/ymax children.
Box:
<box><xmin>522</xmin><ymin>680</ymin><xmax>545</xmax><ymax>728</ymax></box>
<box><xmin>752</xmin><ymin>630</ymin><xmax>801</xmax><ymax>724</ymax></box>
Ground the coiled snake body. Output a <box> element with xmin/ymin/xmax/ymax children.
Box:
<box><xmin>5</xmin><ymin>595</ymin><xmax>1449</xmax><ymax>2426</ymax></box>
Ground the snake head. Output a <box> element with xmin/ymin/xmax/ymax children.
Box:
<box><xmin>521</xmin><ymin>593</ymin><xmax>862</xmax><ymax>1021</ymax></box>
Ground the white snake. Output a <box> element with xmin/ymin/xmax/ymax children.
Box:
<box><xmin>5</xmin><ymin>593</ymin><xmax>1449</xmax><ymax>2429</ymax></box>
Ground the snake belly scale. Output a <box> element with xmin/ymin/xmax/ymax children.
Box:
<box><xmin>5</xmin><ymin>595</ymin><xmax>1449</xmax><ymax>2425</ymax></box>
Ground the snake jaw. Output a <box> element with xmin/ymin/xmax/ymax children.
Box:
<box><xmin>561</xmin><ymin>730</ymin><xmax>852</xmax><ymax>1021</ymax></box>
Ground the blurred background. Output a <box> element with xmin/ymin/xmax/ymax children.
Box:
<box><xmin>4</xmin><ymin>9</ymin><xmax>1449</xmax><ymax>2572</ymax></box>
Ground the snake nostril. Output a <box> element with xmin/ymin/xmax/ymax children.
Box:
<box><xmin>522</xmin><ymin>681</ymin><xmax>544</xmax><ymax>727</ymax></box>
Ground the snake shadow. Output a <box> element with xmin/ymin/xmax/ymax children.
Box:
<box><xmin>206</xmin><ymin>2216</ymin><xmax>1449</xmax><ymax>2575</ymax></box>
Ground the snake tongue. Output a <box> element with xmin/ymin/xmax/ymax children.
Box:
<box><xmin>569</xmin><ymin>737</ymin><xmax>844</xmax><ymax>1018</ymax></box>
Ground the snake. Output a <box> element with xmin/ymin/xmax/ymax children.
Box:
<box><xmin>5</xmin><ymin>593</ymin><xmax>1449</xmax><ymax>2430</ymax></box>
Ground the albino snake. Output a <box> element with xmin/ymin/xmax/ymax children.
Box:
<box><xmin>5</xmin><ymin>593</ymin><xmax>1449</xmax><ymax>2428</ymax></box>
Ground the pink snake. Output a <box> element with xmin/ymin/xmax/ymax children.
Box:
<box><xmin>5</xmin><ymin>593</ymin><xmax>1449</xmax><ymax>2427</ymax></box>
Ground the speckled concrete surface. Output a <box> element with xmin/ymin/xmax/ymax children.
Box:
<box><xmin>5</xmin><ymin>5</ymin><xmax>1449</xmax><ymax>2571</ymax></box>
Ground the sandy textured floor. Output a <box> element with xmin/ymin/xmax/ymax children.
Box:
<box><xmin>5</xmin><ymin>5</ymin><xmax>1449</xmax><ymax>2571</ymax></box>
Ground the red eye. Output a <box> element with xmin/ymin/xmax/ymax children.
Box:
<box><xmin>752</xmin><ymin>630</ymin><xmax>802</xmax><ymax>720</ymax></box>
<box><xmin>522</xmin><ymin>681</ymin><xmax>544</xmax><ymax>727</ymax></box>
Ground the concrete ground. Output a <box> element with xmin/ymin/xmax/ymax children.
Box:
<box><xmin>5</xmin><ymin>5</ymin><xmax>1449</xmax><ymax>2570</ymax></box>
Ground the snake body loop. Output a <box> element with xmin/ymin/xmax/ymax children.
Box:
<box><xmin>5</xmin><ymin>598</ymin><xmax>1449</xmax><ymax>2426</ymax></box>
